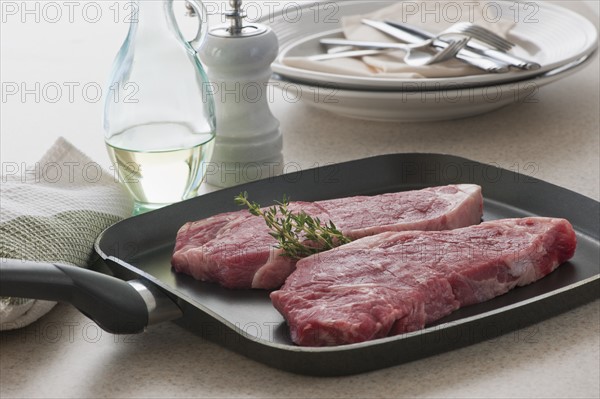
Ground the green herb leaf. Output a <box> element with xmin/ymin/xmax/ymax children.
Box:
<box><xmin>234</xmin><ymin>193</ymin><xmax>352</xmax><ymax>259</ymax></box>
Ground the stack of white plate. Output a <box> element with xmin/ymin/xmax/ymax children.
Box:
<box><xmin>261</xmin><ymin>1</ymin><xmax>598</xmax><ymax>122</ymax></box>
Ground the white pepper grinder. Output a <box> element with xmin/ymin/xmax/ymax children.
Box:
<box><xmin>197</xmin><ymin>0</ymin><xmax>283</xmax><ymax>188</ymax></box>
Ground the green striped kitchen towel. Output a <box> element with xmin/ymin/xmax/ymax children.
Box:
<box><xmin>0</xmin><ymin>137</ymin><xmax>133</xmax><ymax>330</ymax></box>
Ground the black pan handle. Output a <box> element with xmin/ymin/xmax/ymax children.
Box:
<box><xmin>0</xmin><ymin>259</ymin><xmax>181</xmax><ymax>334</ymax></box>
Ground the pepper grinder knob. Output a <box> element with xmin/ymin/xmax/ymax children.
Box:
<box><xmin>198</xmin><ymin>0</ymin><xmax>283</xmax><ymax>188</ymax></box>
<box><xmin>224</xmin><ymin>0</ymin><xmax>246</xmax><ymax>34</ymax></box>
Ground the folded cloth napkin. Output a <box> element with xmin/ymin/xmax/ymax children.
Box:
<box><xmin>0</xmin><ymin>137</ymin><xmax>133</xmax><ymax>330</ymax></box>
<box><xmin>282</xmin><ymin>0</ymin><xmax>515</xmax><ymax>79</ymax></box>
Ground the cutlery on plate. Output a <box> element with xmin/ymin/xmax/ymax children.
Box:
<box><xmin>324</xmin><ymin>22</ymin><xmax>509</xmax><ymax>53</ymax></box>
<box><xmin>382</xmin><ymin>20</ymin><xmax>541</xmax><ymax>71</ymax></box>
<box><xmin>361</xmin><ymin>19</ymin><xmax>510</xmax><ymax>73</ymax></box>
<box><xmin>314</xmin><ymin>37</ymin><xmax>469</xmax><ymax>66</ymax></box>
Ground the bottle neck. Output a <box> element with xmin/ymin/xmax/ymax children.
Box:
<box><xmin>130</xmin><ymin>0</ymin><xmax>175</xmax><ymax>40</ymax></box>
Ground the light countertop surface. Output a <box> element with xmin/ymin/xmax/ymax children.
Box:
<box><xmin>1</xmin><ymin>1</ymin><xmax>599</xmax><ymax>398</ymax></box>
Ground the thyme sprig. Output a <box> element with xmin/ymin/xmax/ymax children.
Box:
<box><xmin>234</xmin><ymin>192</ymin><xmax>352</xmax><ymax>259</ymax></box>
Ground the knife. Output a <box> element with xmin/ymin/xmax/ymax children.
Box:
<box><xmin>381</xmin><ymin>20</ymin><xmax>541</xmax><ymax>71</ymax></box>
<box><xmin>361</xmin><ymin>19</ymin><xmax>510</xmax><ymax>73</ymax></box>
<box><xmin>308</xmin><ymin>48</ymin><xmax>390</xmax><ymax>61</ymax></box>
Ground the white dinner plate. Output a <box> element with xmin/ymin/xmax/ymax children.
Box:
<box><xmin>264</xmin><ymin>0</ymin><xmax>598</xmax><ymax>91</ymax></box>
<box><xmin>271</xmin><ymin>53</ymin><xmax>595</xmax><ymax>122</ymax></box>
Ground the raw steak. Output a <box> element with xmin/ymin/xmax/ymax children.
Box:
<box><xmin>270</xmin><ymin>217</ymin><xmax>577</xmax><ymax>346</ymax></box>
<box><xmin>172</xmin><ymin>184</ymin><xmax>483</xmax><ymax>289</ymax></box>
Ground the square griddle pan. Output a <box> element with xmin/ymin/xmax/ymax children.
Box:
<box><xmin>3</xmin><ymin>154</ymin><xmax>597</xmax><ymax>376</ymax></box>
<box><xmin>96</xmin><ymin>153</ymin><xmax>599</xmax><ymax>375</ymax></box>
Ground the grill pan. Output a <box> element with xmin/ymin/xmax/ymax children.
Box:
<box><xmin>1</xmin><ymin>153</ymin><xmax>598</xmax><ymax>376</ymax></box>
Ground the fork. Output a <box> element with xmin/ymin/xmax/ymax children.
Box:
<box><xmin>442</xmin><ymin>22</ymin><xmax>515</xmax><ymax>52</ymax></box>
